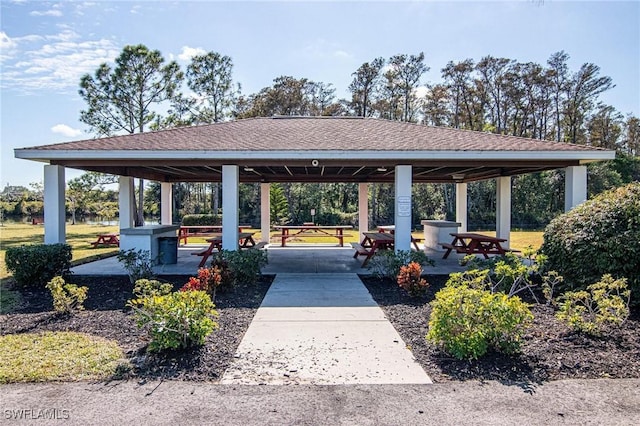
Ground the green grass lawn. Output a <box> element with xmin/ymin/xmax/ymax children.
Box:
<box><xmin>475</xmin><ymin>230</ymin><xmax>544</xmax><ymax>253</ymax></box>
<box><xmin>0</xmin><ymin>331</ymin><xmax>129</xmax><ymax>383</ymax></box>
<box><xmin>0</xmin><ymin>223</ymin><xmax>120</xmax><ymax>313</ymax></box>
<box><xmin>0</xmin><ymin>223</ymin><xmax>120</xmax><ymax>280</ymax></box>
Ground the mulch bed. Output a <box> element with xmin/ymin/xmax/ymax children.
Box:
<box><xmin>361</xmin><ymin>275</ymin><xmax>640</xmax><ymax>384</ymax></box>
<box><xmin>0</xmin><ymin>275</ymin><xmax>274</xmax><ymax>381</ymax></box>
<box><xmin>2</xmin><ymin>273</ymin><xmax>639</xmax><ymax>383</ymax></box>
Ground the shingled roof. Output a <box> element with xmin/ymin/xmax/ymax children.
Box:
<box><xmin>15</xmin><ymin>116</ymin><xmax>614</xmax><ymax>183</ymax></box>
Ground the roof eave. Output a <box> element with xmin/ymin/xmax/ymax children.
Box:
<box><xmin>14</xmin><ymin>149</ymin><xmax>617</xmax><ymax>162</ymax></box>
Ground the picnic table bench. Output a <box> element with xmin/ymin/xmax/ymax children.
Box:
<box><xmin>440</xmin><ymin>232</ymin><xmax>520</xmax><ymax>259</ymax></box>
<box><xmin>377</xmin><ymin>225</ymin><xmax>424</xmax><ymax>251</ymax></box>
<box><xmin>273</xmin><ymin>225</ymin><xmax>353</xmax><ymax>247</ymax></box>
<box><xmin>91</xmin><ymin>233</ymin><xmax>120</xmax><ymax>248</ymax></box>
<box><xmin>179</xmin><ymin>225</ymin><xmax>247</xmax><ymax>244</ymax></box>
<box><xmin>191</xmin><ymin>232</ymin><xmax>261</xmax><ymax>267</ymax></box>
<box><xmin>352</xmin><ymin>232</ymin><xmax>395</xmax><ymax>267</ymax></box>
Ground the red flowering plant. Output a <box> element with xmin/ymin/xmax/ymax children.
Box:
<box><xmin>397</xmin><ymin>262</ymin><xmax>429</xmax><ymax>297</ymax></box>
<box><xmin>181</xmin><ymin>266</ymin><xmax>223</xmax><ymax>301</ymax></box>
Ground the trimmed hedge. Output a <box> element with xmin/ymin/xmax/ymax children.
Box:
<box><xmin>5</xmin><ymin>244</ymin><xmax>72</xmax><ymax>288</ymax></box>
<box><xmin>181</xmin><ymin>214</ymin><xmax>221</xmax><ymax>226</ymax></box>
<box><xmin>540</xmin><ymin>182</ymin><xmax>640</xmax><ymax>300</ymax></box>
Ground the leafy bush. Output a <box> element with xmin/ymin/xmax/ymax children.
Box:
<box><xmin>5</xmin><ymin>244</ymin><xmax>72</xmax><ymax>288</ymax></box>
<box><xmin>46</xmin><ymin>276</ymin><xmax>88</xmax><ymax>314</ymax></box>
<box><xmin>117</xmin><ymin>249</ymin><xmax>155</xmax><ymax>283</ymax></box>
<box><xmin>128</xmin><ymin>290</ymin><xmax>218</xmax><ymax>352</ymax></box>
<box><xmin>556</xmin><ymin>274</ymin><xmax>630</xmax><ymax>336</ymax></box>
<box><xmin>461</xmin><ymin>251</ymin><xmax>564</xmax><ymax>303</ymax></box>
<box><xmin>133</xmin><ymin>279</ymin><xmax>173</xmax><ymax>299</ymax></box>
<box><xmin>397</xmin><ymin>262</ymin><xmax>429</xmax><ymax>297</ymax></box>
<box><xmin>181</xmin><ymin>266</ymin><xmax>225</xmax><ymax>301</ymax></box>
<box><xmin>540</xmin><ymin>182</ymin><xmax>640</xmax><ymax>300</ymax></box>
<box><xmin>217</xmin><ymin>249</ymin><xmax>268</xmax><ymax>286</ymax></box>
<box><xmin>427</xmin><ymin>282</ymin><xmax>533</xmax><ymax>360</ymax></box>
<box><xmin>368</xmin><ymin>250</ymin><xmax>434</xmax><ymax>280</ymax></box>
<box><xmin>181</xmin><ymin>214</ymin><xmax>221</xmax><ymax>226</ymax></box>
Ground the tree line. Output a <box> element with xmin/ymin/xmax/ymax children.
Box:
<box><xmin>5</xmin><ymin>45</ymin><xmax>638</xmax><ymax>229</ymax></box>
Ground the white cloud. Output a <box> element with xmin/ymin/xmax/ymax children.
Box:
<box><xmin>0</xmin><ymin>31</ymin><xmax>16</xmax><ymax>50</ymax></box>
<box><xmin>51</xmin><ymin>124</ymin><xmax>83</xmax><ymax>138</ymax></box>
<box><xmin>302</xmin><ymin>39</ymin><xmax>352</xmax><ymax>61</ymax></box>
<box><xmin>30</xmin><ymin>9</ymin><xmax>63</xmax><ymax>17</ymax></box>
<box><xmin>178</xmin><ymin>46</ymin><xmax>207</xmax><ymax>61</ymax></box>
<box><xmin>0</xmin><ymin>32</ymin><xmax>18</xmax><ymax>63</ymax></box>
<box><xmin>414</xmin><ymin>86</ymin><xmax>429</xmax><ymax>99</ymax></box>
<box><xmin>1</xmin><ymin>29</ymin><xmax>119</xmax><ymax>94</ymax></box>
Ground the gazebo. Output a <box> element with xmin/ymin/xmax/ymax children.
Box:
<box><xmin>14</xmin><ymin>116</ymin><xmax>615</xmax><ymax>253</ymax></box>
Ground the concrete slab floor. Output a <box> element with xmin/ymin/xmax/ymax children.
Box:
<box><xmin>221</xmin><ymin>273</ymin><xmax>432</xmax><ymax>385</ymax></box>
<box><xmin>70</xmin><ymin>244</ymin><xmax>468</xmax><ymax>276</ymax></box>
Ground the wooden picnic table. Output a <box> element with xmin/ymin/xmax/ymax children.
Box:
<box><xmin>376</xmin><ymin>225</ymin><xmax>423</xmax><ymax>251</ymax></box>
<box><xmin>351</xmin><ymin>232</ymin><xmax>395</xmax><ymax>267</ymax></box>
<box><xmin>179</xmin><ymin>225</ymin><xmax>246</xmax><ymax>245</ymax></box>
<box><xmin>191</xmin><ymin>232</ymin><xmax>258</xmax><ymax>267</ymax></box>
<box><xmin>441</xmin><ymin>232</ymin><xmax>516</xmax><ymax>259</ymax></box>
<box><xmin>91</xmin><ymin>233</ymin><xmax>119</xmax><ymax>248</ymax></box>
<box><xmin>273</xmin><ymin>225</ymin><xmax>353</xmax><ymax>247</ymax></box>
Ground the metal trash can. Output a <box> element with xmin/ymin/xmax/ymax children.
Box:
<box><xmin>158</xmin><ymin>236</ymin><xmax>178</xmax><ymax>264</ymax></box>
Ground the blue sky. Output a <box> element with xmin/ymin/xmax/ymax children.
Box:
<box><xmin>2</xmin><ymin>0</ymin><xmax>639</xmax><ymax>187</ymax></box>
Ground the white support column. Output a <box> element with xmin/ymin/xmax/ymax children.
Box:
<box><xmin>496</xmin><ymin>176</ymin><xmax>511</xmax><ymax>246</ymax></box>
<box><xmin>565</xmin><ymin>165</ymin><xmax>588</xmax><ymax>212</ymax></box>
<box><xmin>455</xmin><ymin>182</ymin><xmax>468</xmax><ymax>233</ymax></box>
<box><xmin>119</xmin><ymin>176</ymin><xmax>135</xmax><ymax>230</ymax></box>
<box><xmin>260</xmin><ymin>183</ymin><xmax>271</xmax><ymax>244</ymax></box>
<box><xmin>160</xmin><ymin>182</ymin><xmax>173</xmax><ymax>225</ymax></box>
<box><xmin>358</xmin><ymin>182</ymin><xmax>369</xmax><ymax>240</ymax></box>
<box><xmin>43</xmin><ymin>165</ymin><xmax>66</xmax><ymax>244</ymax></box>
<box><xmin>394</xmin><ymin>165</ymin><xmax>412</xmax><ymax>252</ymax></box>
<box><xmin>222</xmin><ymin>165</ymin><xmax>240</xmax><ymax>250</ymax></box>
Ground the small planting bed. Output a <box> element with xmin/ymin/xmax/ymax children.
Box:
<box><xmin>361</xmin><ymin>275</ymin><xmax>640</xmax><ymax>383</ymax></box>
<box><xmin>1</xmin><ymin>275</ymin><xmax>273</xmax><ymax>381</ymax></box>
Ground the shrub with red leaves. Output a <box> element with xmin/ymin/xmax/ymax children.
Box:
<box><xmin>397</xmin><ymin>262</ymin><xmax>429</xmax><ymax>297</ymax></box>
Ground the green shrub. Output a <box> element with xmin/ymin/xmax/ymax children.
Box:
<box><xmin>556</xmin><ymin>274</ymin><xmax>630</xmax><ymax>336</ymax></box>
<box><xmin>181</xmin><ymin>214</ymin><xmax>221</xmax><ymax>226</ymax></box>
<box><xmin>128</xmin><ymin>290</ymin><xmax>218</xmax><ymax>352</ymax></box>
<box><xmin>46</xmin><ymin>276</ymin><xmax>88</xmax><ymax>314</ymax></box>
<box><xmin>427</xmin><ymin>284</ymin><xmax>533</xmax><ymax>360</ymax></box>
<box><xmin>5</xmin><ymin>244</ymin><xmax>72</xmax><ymax>288</ymax></box>
<box><xmin>133</xmin><ymin>279</ymin><xmax>173</xmax><ymax>299</ymax></box>
<box><xmin>460</xmin><ymin>251</ymin><xmax>564</xmax><ymax>303</ymax></box>
<box><xmin>117</xmin><ymin>249</ymin><xmax>155</xmax><ymax>283</ymax></box>
<box><xmin>217</xmin><ymin>249</ymin><xmax>268</xmax><ymax>286</ymax></box>
<box><xmin>368</xmin><ymin>250</ymin><xmax>434</xmax><ymax>280</ymax></box>
<box><xmin>540</xmin><ymin>182</ymin><xmax>640</xmax><ymax>300</ymax></box>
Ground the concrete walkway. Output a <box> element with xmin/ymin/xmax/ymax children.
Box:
<box><xmin>221</xmin><ymin>273</ymin><xmax>431</xmax><ymax>385</ymax></box>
